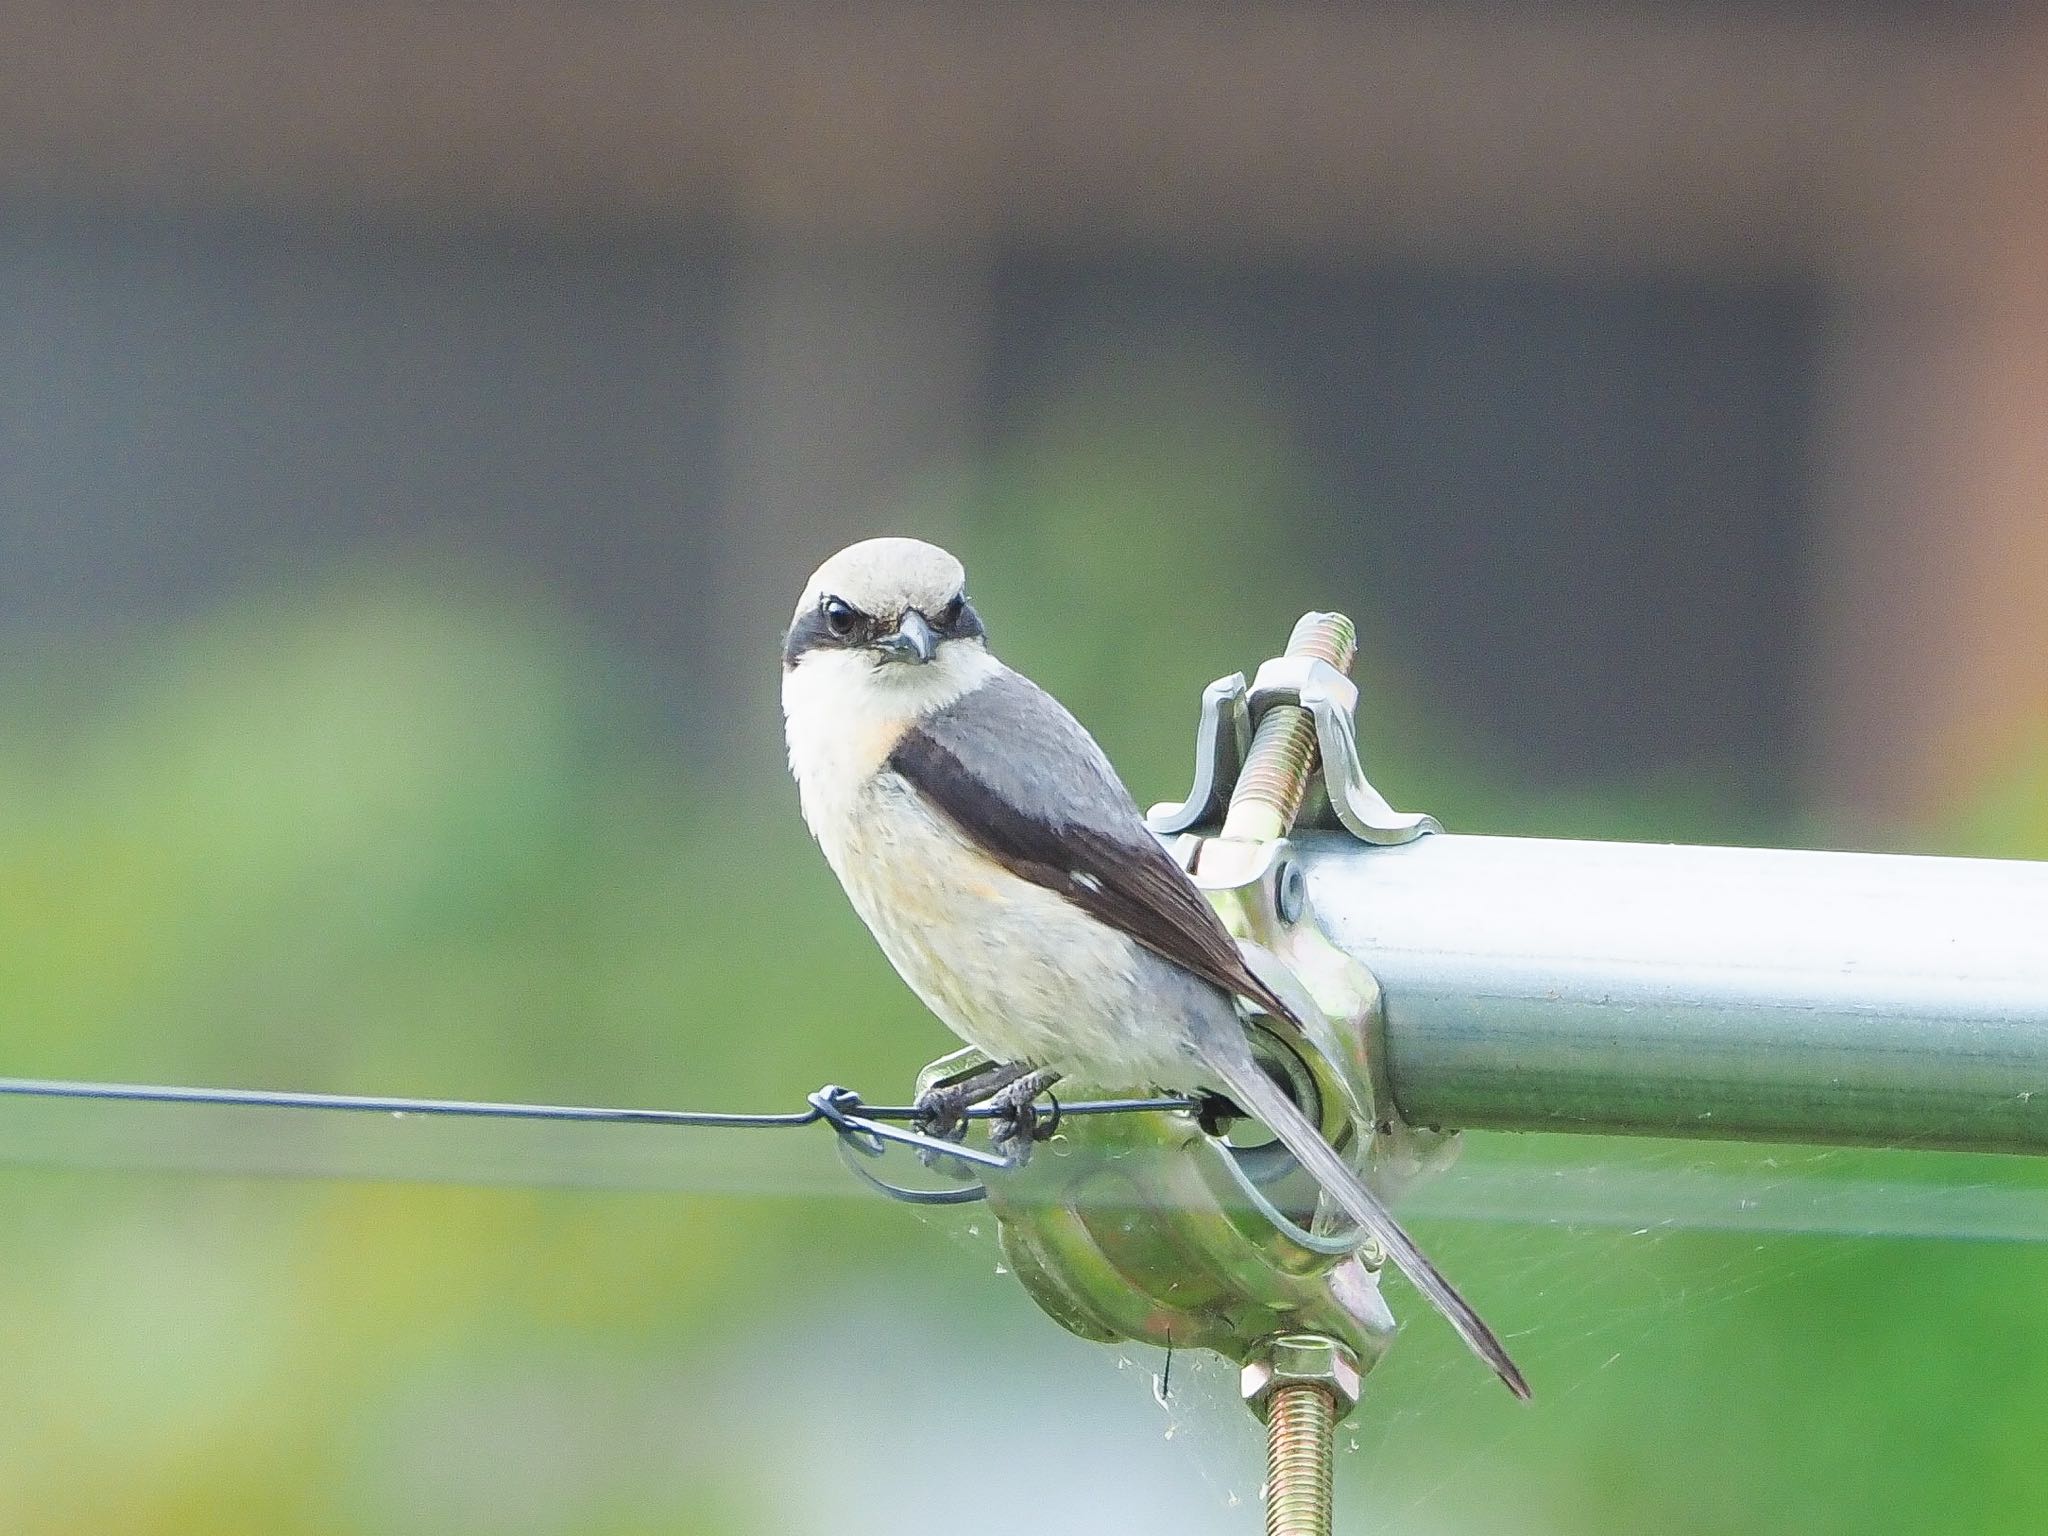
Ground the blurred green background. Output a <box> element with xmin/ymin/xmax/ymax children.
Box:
<box><xmin>5</xmin><ymin>6</ymin><xmax>2048</xmax><ymax>1533</ymax></box>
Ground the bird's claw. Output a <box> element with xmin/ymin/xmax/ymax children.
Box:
<box><xmin>985</xmin><ymin>1071</ymin><xmax>1062</xmax><ymax>1167</ymax></box>
<box><xmin>912</xmin><ymin>1082</ymin><xmax>976</xmax><ymax>1171</ymax></box>
<box><xmin>988</xmin><ymin>1099</ymin><xmax>1038</xmax><ymax>1165</ymax></box>
<box><xmin>912</xmin><ymin>1082</ymin><xmax>972</xmax><ymax>1140</ymax></box>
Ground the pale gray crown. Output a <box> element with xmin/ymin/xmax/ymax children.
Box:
<box><xmin>794</xmin><ymin>537</ymin><xmax>967</xmax><ymax>623</ymax></box>
<box><xmin>783</xmin><ymin>537</ymin><xmax>986</xmax><ymax>670</ymax></box>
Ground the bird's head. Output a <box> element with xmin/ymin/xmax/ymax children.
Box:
<box><xmin>781</xmin><ymin>538</ymin><xmax>1000</xmax><ymax>793</ymax></box>
<box><xmin>783</xmin><ymin>537</ymin><xmax>990</xmax><ymax>686</ymax></box>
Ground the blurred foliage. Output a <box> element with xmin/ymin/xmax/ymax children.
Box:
<box><xmin>3</xmin><ymin>392</ymin><xmax>2047</xmax><ymax>1533</ymax></box>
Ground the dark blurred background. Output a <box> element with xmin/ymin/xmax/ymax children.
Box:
<box><xmin>2</xmin><ymin>5</ymin><xmax>2046</xmax><ymax>1533</ymax></box>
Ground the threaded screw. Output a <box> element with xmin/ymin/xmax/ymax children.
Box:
<box><xmin>1222</xmin><ymin>611</ymin><xmax>1358</xmax><ymax>845</ymax></box>
<box><xmin>1243</xmin><ymin>1335</ymin><xmax>1359</xmax><ymax>1536</ymax></box>
<box><xmin>1263</xmin><ymin>1383</ymin><xmax>1338</xmax><ymax>1536</ymax></box>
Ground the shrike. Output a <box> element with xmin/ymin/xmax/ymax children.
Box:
<box><xmin>782</xmin><ymin>537</ymin><xmax>1527</xmax><ymax>1398</ymax></box>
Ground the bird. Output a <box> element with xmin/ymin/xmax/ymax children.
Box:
<box><xmin>781</xmin><ymin>536</ymin><xmax>1528</xmax><ymax>1399</ymax></box>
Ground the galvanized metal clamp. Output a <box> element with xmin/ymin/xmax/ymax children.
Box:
<box><xmin>1147</xmin><ymin>643</ymin><xmax>1438</xmax><ymax>847</ymax></box>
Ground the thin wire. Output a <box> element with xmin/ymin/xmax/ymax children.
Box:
<box><xmin>0</xmin><ymin>1077</ymin><xmax>1193</xmax><ymax>1125</ymax></box>
<box><xmin>0</xmin><ymin>1075</ymin><xmax>1200</xmax><ymax>1204</ymax></box>
<box><xmin>0</xmin><ymin>1077</ymin><xmax>821</xmax><ymax>1127</ymax></box>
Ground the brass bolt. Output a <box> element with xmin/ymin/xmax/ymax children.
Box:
<box><xmin>1242</xmin><ymin>1333</ymin><xmax>1361</xmax><ymax>1536</ymax></box>
<box><xmin>1222</xmin><ymin>612</ymin><xmax>1358</xmax><ymax>845</ymax></box>
<box><xmin>1262</xmin><ymin>1384</ymin><xmax>1337</xmax><ymax>1536</ymax></box>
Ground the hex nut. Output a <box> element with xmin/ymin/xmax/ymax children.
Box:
<box><xmin>1240</xmin><ymin>1333</ymin><xmax>1365</xmax><ymax>1420</ymax></box>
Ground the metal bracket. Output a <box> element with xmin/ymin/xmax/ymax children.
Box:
<box><xmin>1145</xmin><ymin>663</ymin><xmax>1439</xmax><ymax>844</ymax></box>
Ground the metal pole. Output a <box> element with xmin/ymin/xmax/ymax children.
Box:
<box><xmin>1297</xmin><ymin>830</ymin><xmax>2048</xmax><ymax>1153</ymax></box>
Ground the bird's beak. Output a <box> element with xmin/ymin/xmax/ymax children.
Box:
<box><xmin>875</xmin><ymin>608</ymin><xmax>937</xmax><ymax>665</ymax></box>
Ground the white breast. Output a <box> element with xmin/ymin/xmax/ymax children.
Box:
<box><xmin>782</xmin><ymin>652</ymin><xmax>1185</xmax><ymax>1087</ymax></box>
<box><xmin>854</xmin><ymin>777</ymin><xmax>1163</xmax><ymax>1067</ymax></box>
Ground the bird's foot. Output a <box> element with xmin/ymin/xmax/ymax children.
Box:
<box><xmin>910</xmin><ymin>1080</ymin><xmax>977</xmax><ymax>1171</ymax></box>
<box><xmin>985</xmin><ymin>1068</ymin><xmax>1063</xmax><ymax>1166</ymax></box>
<box><xmin>911</xmin><ymin>1080</ymin><xmax>974</xmax><ymax>1142</ymax></box>
<box><xmin>912</xmin><ymin>1060</ymin><xmax>1036</xmax><ymax>1170</ymax></box>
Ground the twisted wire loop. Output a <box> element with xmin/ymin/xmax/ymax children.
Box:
<box><xmin>0</xmin><ymin>1076</ymin><xmax>1195</xmax><ymax>1206</ymax></box>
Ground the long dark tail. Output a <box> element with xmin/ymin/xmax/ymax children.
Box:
<box><xmin>1194</xmin><ymin>1030</ymin><xmax>1531</xmax><ymax>1399</ymax></box>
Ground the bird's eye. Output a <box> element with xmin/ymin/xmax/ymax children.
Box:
<box><xmin>821</xmin><ymin>596</ymin><xmax>859</xmax><ymax>637</ymax></box>
<box><xmin>938</xmin><ymin>595</ymin><xmax>965</xmax><ymax>627</ymax></box>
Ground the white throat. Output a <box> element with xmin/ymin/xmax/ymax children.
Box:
<box><xmin>782</xmin><ymin>641</ymin><xmax>1002</xmax><ymax>834</ymax></box>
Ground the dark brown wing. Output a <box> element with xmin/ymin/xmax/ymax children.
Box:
<box><xmin>887</xmin><ymin>672</ymin><xmax>1301</xmax><ymax>1026</ymax></box>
